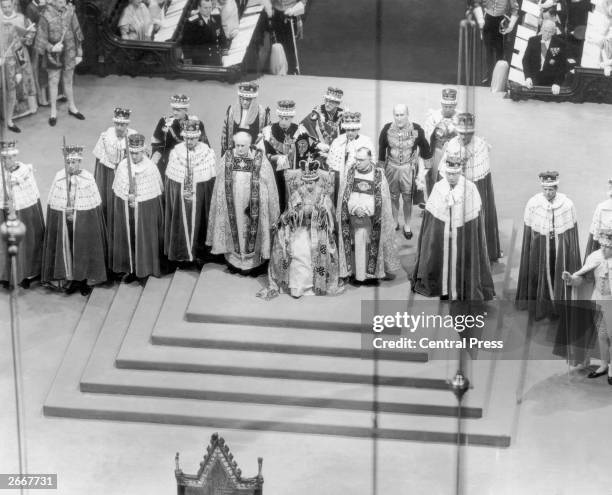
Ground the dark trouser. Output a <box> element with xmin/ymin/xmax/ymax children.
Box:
<box><xmin>483</xmin><ymin>14</ymin><xmax>504</xmax><ymax>81</ymax></box>
<box><xmin>272</xmin><ymin>9</ymin><xmax>298</xmax><ymax>74</ymax></box>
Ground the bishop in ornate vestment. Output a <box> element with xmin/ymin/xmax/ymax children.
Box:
<box><xmin>337</xmin><ymin>147</ymin><xmax>399</xmax><ymax>284</ymax></box>
<box><xmin>207</xmin><ymin>132</ymin><xmax>280</xmax><ymax>274</ymax></box>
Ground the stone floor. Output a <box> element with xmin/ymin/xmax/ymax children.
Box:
<box><xmin>1</xmin><ymin>74</ymin><xmax>612</xmax><ymax>494</ymax></box>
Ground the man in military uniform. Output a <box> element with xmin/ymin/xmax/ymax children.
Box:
<box><xmin>182</xmin><ymin>0</ymin><xmax>228</xmax><ymax>65</ymax></box>
<box><xmin>151</xmin><ymin>94</ymin><xmax>209</xmax><ymax>176</ymax></box>
<box><xmin>423</xmin><ymin>88</ymin><xmax>458</xmax><ymax>194</ymax></box>
<box><xmin>261</xmin><ymin>99</ymin><xmax>299</xmax><ymax>211</ymax></box>
<box><xmin>93</xmin><ymin>107</ymin><xmax>137</xmax><ymax>233</ymax></box>
<box><xmin>298</xmin><ymin>86</ymin><xmax>344</xmax><ymax>155</ymax></box>
<box><xmin>34</xmin><ymin>0</ymin><xmax>85</xmax><ymax>126</ymax></box>
<box><xmin>473</xmin><ymin>0</ymin><xmax>519</xmax><ymax>83</ymax></box>
<box><xmin>378</xmin><ymin>104</ymin><xmax>432</xmax><ymax>240</ymax></box>
<box><xmin>221</xmin><ymin>82</ymin><xmax>270</xmax><ymax>156</ymax></box>
<box><xmin>268</xmin><ymin>0</ymin><xmax>307</xmax><ymax>74</ymax></box>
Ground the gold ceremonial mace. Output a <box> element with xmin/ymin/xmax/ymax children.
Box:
<box><xmin>0</xmin><ymin>14</ymin><xmax>28</xmax><ymax>495</ymax></box>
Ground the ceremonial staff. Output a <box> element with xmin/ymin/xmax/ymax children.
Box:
<box><xmin>125</xmin><ymin>136</ymin><xmax>135</xmax><ymax>207</ymax></box>
<box><xmin>288</xmin><ymin>17</ymin><xmax>300</xmax><ymax>75</ymax></box>
<box><xmin>62</xmin><ymin>136</ymin><xmax>73</xmax><ymax>221</ymax></box>
<box><xmin>452</xmin><ymin>2</ymin><xmax>481</xmax><ymax>494</ymax></box>
<box><xmin>0</xmin><ymin>13</ymin><xmax>28</xmax><ymax>495</ymax></box>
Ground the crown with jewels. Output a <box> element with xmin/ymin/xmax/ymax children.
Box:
<box><xmin>441</xmin><ymin>88</ymin><xmax>458</xmax><ymax>105</ymax></box>
<box><xmin>128</xmin><ymin>133</ymin><xmax>146</xmax><ymax>152</ymax></box>
<box><xmin>299</xmin><ymin>157</ymin><xmax>321</xmax><ymax>182</ymax></box>
<box><xmin>599</xmin><ymin>228</ymin><xmax>612</xmax><ymax>247</ymax></box>
<box><xmin>445</xmin><ymin>152</ymin><xmax>465</xmax><ymax>173</ymax></box>
<box><xmin>180</xmin><ymin>116</ymin><xmax>202</xmax><ymax>138</ymax></box>
<box><xmin>276</xmin><ymin>99</ymin><xmax>296</xmax><ymax>117</ymax></box>
<box><xmin>0</xmin><ymin>140</ymin><xmax>18</xmax><ymax>156</ymax></box>
<box><xmin>237</xmin><ymin>82</ymin><xmax>259</xmax><ymax>99</ymax></box>
<box><xmin>341</xmin><ymin>111</ymin><xmax>361</xmax><ymax>130</ymax></box>
<box><xmin>539</xmin><ymin>170</ymin><xmax>559</xmax><ymax>187</ymax></box>
<box><xmin>455</xmin><ymin>112</ymin><xmax>475</xmax><ymax>133</ymax></box>
<box><xmin>324</xmin><ymin>87</ymin><xmax>343</xmax><ymax>103</ymax></box>
<box><xmin>63</xmin><ymin>144</ymin><xmax>84</xmax><ymax>160</ymax></box>
<box><xmin>113</xmin><ymin>107</ymin><xmax>131</xmax><ymax>124</ymax></box>
<box><xmin>170</xmin><ymin>94</ymin><xmax>190</xmax><ymax>109</ymax></box>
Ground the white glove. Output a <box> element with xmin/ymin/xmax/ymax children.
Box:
<box><xmin>473</xmin><ymin>6</ymin><xmax>485</xmax><ymax>30</ymax></box>
<box><xmin>316</xmin><ymin>142</ymin><xmax>329</xmax><ymax>153</ymax></box>
<box><xmin>551</xmin><ymin>84</ymin><xmax>560</xmax><ymax>95</ymax></box>
<box><xmin>605</xmin><ymin>66</ymin><xmax>612</xmax><ymax>77</ymax></box>
<box><xmin>51</xmin><ymin>42</ymin><xmax>63</xmax><ymax>53</ymax></box>
<box><xmin>276</xmin><ymin>154</ymin><xmax>289</xmax><ymax>170</ymax></box>
<box><xmin>539</xmin><ymin>0</ymin><xmax>555</xmax><ymax>9</ymax></box>
<box><xmin>524</xmin><ymin>77</ymin><xmax>533</xmax><ymax>89</ymax></box>
<box><xmin>75</xmin><ymin>56</ymin><xmax>82</xmax><ymax>66</ymax></box>
<box><xmin>285</xmin><ymin>1</ymin><xmax>304</xmax><ymax>17</ymax></box>
<box><xmin>15</xmin><ymin>73</ymin><xmax>22</xmax><ymax>84</ymax></box>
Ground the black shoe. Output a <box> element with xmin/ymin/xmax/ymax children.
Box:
<box><xmin>8</xmin><ymin>124</ymin><xmax>21</xmax><ymax>133</ymax></box>
<box><xmin>403</xmin><ymin>229</ymin><xmax>413</xmax><ymax>240</ymax></box>
<box><xmin>588</xmin><ymin>369</ymin><xmax>608</xmax><ymax>378</ymax></box>
<box><xmin>49</xmin><ymin>117</ymin><xmax>57</xmax><ymax>127</ymax></box>
<box><xmin>38</xmin><ymin>101</ymin><xmax>50</xmax><ymax>107</ymax></box>
<box><xmin>395</xmin><ymin>224</ymin><xmax>400</xmax><ymax>231</ymax></box>
<box><xmin>20</xmin><ymin>278</ymin><xmax>31</xmax><ymax>289</ymax></box>
<box><xmin>417</xmin><ymin>202</ymin><xmax>426</xmax><ymax>210</ymax></box>
<box><xmin>80</xmin><ymin>285</ymin><xmax>93</xmax><ymax>296</ymax></box>
<box><xmin>608</xmin><ymin>376</ymin><xmax>612</xmax><ymax>385</ymax></box>
<box><xmin>68</xmin><ymin>110</ymin><xmax>85</xmax><ymax>120</ymax></box>
<box><xmin>122</xmin><ymin>273</ymin><xmax>137</xmax><ymax>284</ymax></box>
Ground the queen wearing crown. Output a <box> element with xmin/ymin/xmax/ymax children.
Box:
<box><xmin>164</xmin><ymin>116</ymin><xmax>217</xmax><ymax>267</ymax></box>
<box><xmin>259</xmin><ymin>143</ymin><xmax>339</xmax><ymax>299</ymax></box>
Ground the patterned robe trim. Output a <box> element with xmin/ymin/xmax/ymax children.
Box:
<box><xmin>524</xmin><ymin>192</ymin><xmax>577</xmax><ymax>236</ymax></box>
<box><xmin>93</xmin><ymin>127</ymin><xmax>137</xmax><ymax>169</ymax></box>
<box><xmin>385</xmin><ymin>123</ymin><xmax>419</xmax><ymax>166</ymax></box>
<box><xmin>224</xmin><ymin>149</ymin><xmax>263</xmax><ymax>255</ymax></box>
<box><xmin>589</xmin><ymin>199</ymin><xmax>612</xmax><ymax>238</ymax></box>
<box><xmin>48</xmin><ymin>170</ymin><xmax>101</xmax><ymax>211</ymax></box>
<box><xmin>166</xmin><ymin>142</ymin><xmax>216</xmax><ymax>183</ymax></box>
<box><xmin>439</xmin><ymin>136</ymin><xmax>491</xmax><ymax>182</ymax></box>
<box><xmin>275</xmin><ymin>171</ymin><xmax>337</xmax><ymax>295</ymax></box>
<box><xmin>0</xmin><ymin>162</ymin><xmax>40</xmax><ymax>210</ymax></box>
<box><xmin>262</xmin><ymin>124</ymin><xmax>295</xmax><ymax>170</ymax></box>
<box><xmin>424</xmin><ymin>109</ymin><xmax>457</xmax><ymax>145</ymax></box>
<box><xmin>426</xmin><ymin>176</ymin><xmax>482</xmax><ymax>227</ymax></box>
<box><xmin>313</xmin><ymin>105</ymin><xmax>342</xmax><ymax>144</ymax></box>
<box><xmin>113</xmin><ymin>156</ymin><xmax>163</xmax><ymax>202</ymax></box>
<box><xmin>340</xmin><ymin>167</ymin><xmax>383</xmax><ymax>276</ymax></box>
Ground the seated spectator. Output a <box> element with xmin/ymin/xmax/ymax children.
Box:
<box><xmin>522</xmin><ymin>19</ymin><xmax>569</xmax><ymax>95</ymax></box>
<box><xmin>148</xmin><ymin>0</ymin><xmax>167</xmax><ymax>27</ymax></box>
<box><xmin>215</xmin><ymin>0</ymin><xmax>239</xmax><ymax>40</ymax></box>
<box><xmin>182</xmin><ymin>0</ymin><xmax>227</xmax><ymax>64</ymax></box>
<box><xmin>118</xmin><ymin>0</ymin><xmax>159</xmax><ymax>41</ymax></box>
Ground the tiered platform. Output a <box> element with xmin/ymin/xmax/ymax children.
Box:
<box><xmin>44</xmin><ymin>220</ymin><xmax>521</xmax><ymax>447</ymax></box>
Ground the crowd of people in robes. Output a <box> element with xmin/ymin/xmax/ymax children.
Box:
<box><xmin>1</xmin><ymin>78</ymin><xmax>611</xmax><ymax>379</ymax></box>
